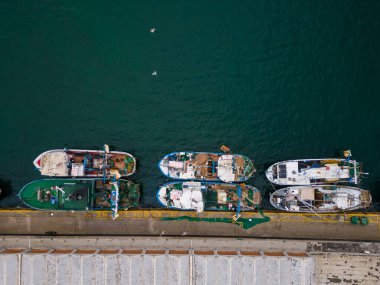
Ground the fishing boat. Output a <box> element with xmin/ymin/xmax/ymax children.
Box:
<box><xmin>157</xmin><ymin>181</ymin><xmax>261</xmax><ymax>212</ymax></box>
<box><xmin>266</xmin><ymin>154</ymin><xmax>362</xmax><ymax>185</ymax></box>
<box><xmin>270</xmin><ymin>185</ymin><xmax>371</xmax><ymax>213</ymax></box>
<box><xmin>33</xmin><ymin>145</ymin><xmax>136</xmax><ymax>178</ymax></box>
<box><xmin>19</xmin><ymin>178</ymin><xmax>140</xmax><ymax>218</ymax></box>
<box><xmin>158</xmin><ymin>151</ymin><xmax>255</xmax><ymax>182</ymax></box>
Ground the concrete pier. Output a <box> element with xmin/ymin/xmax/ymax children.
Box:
<box><xmin>0</xmin><ymin>209</ymin><xmax>379</xmax><ymax>240</ymax></box>
<box><xmin>1</xmin><ymin>209</ymin><xmax>380</xmax><ymax>284</ymax></box>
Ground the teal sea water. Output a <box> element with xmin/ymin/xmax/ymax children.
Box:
<box><xmin>0</xmin><ymin>1</ymin><xmax>379</xmax><ymax>208</ymax></box>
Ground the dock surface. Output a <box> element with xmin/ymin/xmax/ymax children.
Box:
<box><xmin>0</xmin><ymin>209</ymin><xmax>379</xmax><ymax>240</ymax></box>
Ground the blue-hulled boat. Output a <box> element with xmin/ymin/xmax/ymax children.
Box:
<box><xmin>158</xmin><ymin>151</ymin><xmax>255</xmax><ymax>182</ymax></box>
<box><xmin>157</xmin><ymin>181</ymin><xmax>261</xmax><ymax>212</ymax></box>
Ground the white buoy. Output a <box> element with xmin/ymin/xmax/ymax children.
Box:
<box><xmin>152</xmin><ymin>70</ymin><xmax>157</xmax><ymax>76</ymax></box>
<box><xmin>150</xmin><ymin>28</ymin><xmax>156</xmax><ymax>33</ymax></box>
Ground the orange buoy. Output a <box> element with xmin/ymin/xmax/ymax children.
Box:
<box><xmin>220</xmin><ymin>145</ymin><xmax>230</xmax><ymax>153</ymax></box>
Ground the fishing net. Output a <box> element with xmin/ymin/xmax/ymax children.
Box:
<box><xmin>161</xmin><ymin>208</ymin><xmax>270</xmax><ymax>229</ymax></box>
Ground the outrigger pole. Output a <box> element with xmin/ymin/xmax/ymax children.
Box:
<box><xmin>102</xmin><ymin>144</ymin><xmax>110</xmax><ymax>182</ymax></box>
<box><xmin>102</xmin><ymin>144</ymin><xmax>119</xmax><ymax>220</ymax></box>
<box><xmin>233</xmin><ymin>184</ymin><xmax>242</xmax><ymax>221</ymax></box>
<box><xmin>111</xmin><ymin>180</ymin><xmax>120</xmax><ymax>220</ymax></box>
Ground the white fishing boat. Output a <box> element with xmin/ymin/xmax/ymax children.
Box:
<box><xmin>270</xmin><ymin>185</ymin><xmax>371</xmax><ymax>213</ymax></box>
<box><xmin>266</xmin><ymin>156</ymin><xmax>362</xmax><ymax>186</ymax></box>
<box><xmin>33</xmin><ymin>145</ymin><xmax>136</xmax><ymax>178</ymax></box>
<box><xmin>158</xmin><ymin>150</ymin><xmax>255</xmax><ymax>182</ymax></box>
<box><xmin>157</xmin><ymin>181</ymin><xmax>261</xmax><ymax>212</ymax></box>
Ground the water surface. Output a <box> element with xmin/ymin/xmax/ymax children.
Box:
<box><xmin>0</xmin><ymin>1</ymin><xmax>379</xmax><ymax>208</ymax></box>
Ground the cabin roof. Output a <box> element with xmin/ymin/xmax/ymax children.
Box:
<box><xmin>40</xmin><ymin>152</ymin><xmax>69</xmax><ymax>176</ymax></box>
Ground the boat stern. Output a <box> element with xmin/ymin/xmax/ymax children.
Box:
<box><xmin>269</xmin><ymin>190</ymin><xmax>280</xmax><ymax>209</ymax></box>
<box><xmin>157</xmin><ymin>155</ymin><xmax>171</xmax><ymax>178</ymax></box>
<box><xmin>269</xmin><ymin>188</ymin><xmax>289</xmax><ymax>211</ymax></box>
<box><xmin>245</xmin><ymin>185</ymin><xmax>262</xmax><ymax>208</ymax></box>
<box><xmin>241</xmin><ymin>155</ymin><xmax>256</xmax><ymax>180</ymax></box>
<box><xmin>121</xmin><ymin>153</ymin><xmax>137</xmax><ymax>176</ymax></box>
<box><xmin>265</xmin><ymin>164</ymin><xmax>275</xmax><ymax>183</ymax></box>
<box><xmin>156</xmin><ymin>184</ymin><xmax>170</xmax><ymax>207</ymax></box>
<box><xmin>349</xmin><ymin>160</ymin><xmax>362</xmax><ymax>185</ymax></box>
<box><xmin>125</xmin><ymin>181</ymin><xmax>140</xmax><ymax>208</ymax></box>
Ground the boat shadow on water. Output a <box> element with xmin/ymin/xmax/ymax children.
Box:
<box><xmin>0</xmin><ymin>178</ymin><xmax>12</xmax><ymax>200</ymax></box>
<box><xmin>366</xmin><ymin>179</ymin><xmax>380</xmax><ymax>211</ymax></box>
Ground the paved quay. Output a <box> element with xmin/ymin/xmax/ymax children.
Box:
<box><xmin>1</xmin><ymin>236</ymin><xmax>380</xmax><ymax>254</ymax></box>
<box><xmin>0</xmin><ymin>209</ymin><xmax>379</xmax><ymax>240</ymax></box>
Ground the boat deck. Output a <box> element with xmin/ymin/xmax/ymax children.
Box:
<box><xmin>162</xmin><ymin>153</ymin><xmax>249</xmax><ymax>181</ymax></box>
<box><xmin>39</xmin><ymin>150</ymin><xmax>136</xmax><ymax>177</ymax></box>
<box><xmin>191</xmin><ymin>153</ymin><xmax>219</xmax><ymax>179</ymax></box>
<box><xmin>20</xmin><ymin>180</ymin><xmax>91</xmax><ymax>211</ymax></box>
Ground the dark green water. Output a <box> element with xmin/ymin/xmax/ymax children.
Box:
<box><xmin>0</xmin><ymin>1</ymin><xmax>379</xmax><ymax>208</ymax></box>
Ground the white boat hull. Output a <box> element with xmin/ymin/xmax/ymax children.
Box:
<box><xmin>270</xmin><ymin>185</ymin><xmax>371</xmax><ymax>213</ymax></box>
<box><xmin>266</xmin><ymin>158</ymin><xmax>360</xmax><ymax>186</ymax></box>
<box><xmin>34</xmin><ymin>148</ymin><xmax>136</xmax><ymax>177</ymax></box>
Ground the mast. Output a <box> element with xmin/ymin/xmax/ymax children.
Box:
<box><xmin>233</xmin><ymin>184</ymin><xmax>242</xmax><ymax>221</ymax></box>
<box><xmin>111</xmin><ymin>181</ymin><xmax>120</xmax><ymax>220</ymax></box>
<box><xmin>102</xmin><ymin>144</ymin><xmax>110</xmax><ymax>182</ymax></box>
<box><xmin>101</xmin><ymin>144</ymin><xmax>119</xmax><ymax>219</ymax></box>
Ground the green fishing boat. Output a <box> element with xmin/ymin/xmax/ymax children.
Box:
<box><xmin>19</xmin><ymin>179</ymin><xmax>140</xmax><ymax>218</ymax></box>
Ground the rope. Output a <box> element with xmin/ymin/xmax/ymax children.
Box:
<box><xmin>296</xmin><ymin>197</ymin><xmax>336</xmax><ymax>222</ymax></box>
<box><xmin>269</xmin><ymin>181</ymin><xmax>277</xmax><ymax>192</ymax></box>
